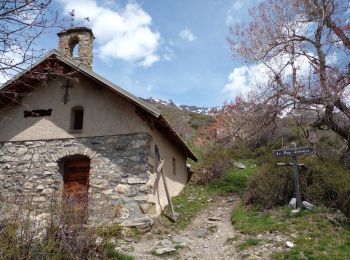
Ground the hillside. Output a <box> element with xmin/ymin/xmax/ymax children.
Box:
<box><xmin>142</xmin><ymin>97</ymin><xmax>214</xmax><ymax>142</ymax></box>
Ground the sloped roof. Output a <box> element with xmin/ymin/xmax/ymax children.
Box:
<box><xmin>0</xmin><ymin>50</ymin><xmax>198</xmax><ymax>161</ymax></box>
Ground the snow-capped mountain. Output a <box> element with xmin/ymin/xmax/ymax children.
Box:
<box><xmin>143</xmin><ymin>97</ymin><xmax>219</xmax><ymax>115</ymax></box>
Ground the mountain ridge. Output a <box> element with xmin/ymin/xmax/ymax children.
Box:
<box><xmin>142</xmin><ymin>97</ymin><xmax>220</xmax><ymax>115</ymax></box>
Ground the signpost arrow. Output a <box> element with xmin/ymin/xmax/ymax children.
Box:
<box><xmin>273</xmin><ymin>142</ymin><xmax>316</xmax><ymax>209</ymax></box>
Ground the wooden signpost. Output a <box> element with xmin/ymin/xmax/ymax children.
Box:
<box><xmin>273</xmin><ymin>142</ymin><xmax>316</xmax><ymax>209</ymax></box>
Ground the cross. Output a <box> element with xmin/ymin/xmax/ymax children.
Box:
<box><xmin>273</xmin><ymin>142</ymin><xmax>316</xmax><ymax>209</ymax></box>
<box><xmin>61</xmin><ymin>80</ymin><xmax>74</xmax><ymax>104</ymax></box>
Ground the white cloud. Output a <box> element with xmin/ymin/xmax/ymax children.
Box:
<box><xmin>223</xmin><ymin>53</ymin><xmax>313</xmax><ymax>99</ymax></box>
<box><xmin>58</xmin><ymin>0</ymin><xmax>160</xmax><ymax>67</ymax></box>
<box><xmin>223</xmin><ymin>63</ymin><xmax>269</xmax><ymax>98</ymax></box>
<box><xmin>223</xmin><ymin>67</ymin><xmax>250</xmax><ymax>98</ymax></box>
<box><xmin>179</xmin><ymin>29</ymin><xmax>197</xmax><ymax>42</ymax></box>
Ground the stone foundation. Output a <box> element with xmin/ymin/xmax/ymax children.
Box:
<box><xmin>0</xmin><ymin>133</ymin><xmax>155</xmax><ymax>227</ymax></box>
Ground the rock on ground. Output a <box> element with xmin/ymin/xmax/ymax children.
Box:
<box><xmin>233</xmin><ymin>162</ymin><xmax>246</xmax><ymax>169</ymax></box>
<box><xmin>302</xmin><ymin>201</ymin><xmax>315</xmax><ymax>210</ymax></box>
<box><xmin>289</xmin><ymin>198</ymin><xmax>296</xmax><ymax>209</ymax></box>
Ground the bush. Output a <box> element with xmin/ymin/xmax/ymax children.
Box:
<box><xmin>245</xmin><ymin>157</ymin><xmax>350</xmax><ymax>217</ymax></box>
<box><xmin>0</xmin><ymin>194</ymin><xmax>132</xmax><ymax>259</ymax></box>
<box><xmin>244</xmin><ymin>163</ymin><xmax>294</xmax><ymax>208</ymax></box>
<box><xmin>191</xmin><ymin>144</ymin><xmax>236</xmax><ymax>184</ymax></box>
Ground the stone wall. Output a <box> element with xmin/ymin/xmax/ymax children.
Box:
<box><xmin>57</xmin><ymin>27</ymin><xmax>94</xmax><ymax>69</ymax></box>
<box><xmin>0</xmin><ymin>133</ymin><xmax>155</xmax><ymax>227</ymax></box>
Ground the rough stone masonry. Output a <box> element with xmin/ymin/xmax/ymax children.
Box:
<box><xmin>57</xmin><ymin>27</ymin><xmax>94</xmax><ymax>69</ymax></box>
<box><xmin>0</xmin><ymin>133</ymin><xmax>155</xmax><ymax>228</ymax></box>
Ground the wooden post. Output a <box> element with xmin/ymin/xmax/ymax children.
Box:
<box><xmin>273</xmin><ymin>143</ymin><xmax>316</xmax><ymax>209</ymax></box>
<box><xmin>155</xmin><ymin>145</ymin><xmax>176</xmax><ymax>221</ymax></box>
<box><xmin>290</xmin><ymin>142</ymin><xmax>302</xmax><ymax>209</ymax></box>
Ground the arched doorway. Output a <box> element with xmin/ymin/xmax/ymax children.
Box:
<box><xmin>62</xmin><ymin>156</ymin><xmax>90</xmax><ymax>221</ymax></box>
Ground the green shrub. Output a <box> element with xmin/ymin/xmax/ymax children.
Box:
<box><xmin>208</xmin><ymin>160</ymin><xmax>258</xmax><ymax>194</ymax></box>
<box><xmin>245</xmin><ymin>157</ymin><xmax>350</xmax><ymax>217</ymax></box>
<box><xmin>191</xmin><ymin>144</ymin><xmax>236</xmax><ymax>184</ymax></box>
<box><xmin>98</xmin><ymin>224</ymin><xmax>124</xmax><ymax>241</ymax></box>
<box><xmin>244</xmin><ymin>163</ymin><xmax>294</xmax><ymax>208</ymax></box>
<box><xmin>302</xmin><ymin>158</ymin><xmax>350</xmax><ymax>217</ymax></box>
<box><xmin>189</xmin><ymin>112</ymin><xmax>213</xmax><ymax>130</ymax></box>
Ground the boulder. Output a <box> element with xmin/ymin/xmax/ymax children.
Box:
<box><xmin>302</xmin><ymin>201</ymin><xmax>315</xmax><ymax>210</ymax></box>
<box><xmin>233</xmin><ymin>162</ymin><xmax>246</xmax><ymax>169</ymax></box>
<box><xmin>288</xmin><ymin>198</ymin><xmax>296</xmax><ymax>209</ymax></box>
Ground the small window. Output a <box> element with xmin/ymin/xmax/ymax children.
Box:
<box><xmin>172</xmin><ymin>158</ymin><xmax>176</xmax><ymax>175</ymax></box>
<box><xmin>69</xmin><ymin>36</ymin><xmax>80</xmax><ymax>58</ymax></box>
<box><xmin>71</xmin><ymin>43</ymin><xmax>79</xmax><ymax>57</ymax></box>
<box><xmin>24</xmin><ymin>109</ymin><xmax>52</xmax><ymax>118</ymax></box>
<box><xmin>71</xmin><ymin>106</ymin><xmax>84</xmax><ymax>130</ymax></box>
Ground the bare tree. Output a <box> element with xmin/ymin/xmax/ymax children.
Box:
<box><xmin>0</xmin><ymin>0</ymin><xmax>63</xmax><ymax>81</ymax></box>
<box><xmin>0</xmin><ymin>2</ymin><xmax>85</xmax><ymax>119</ymax></box>
<box><xmin>201</xmin><ymin>97</ymin><xmax>277</xmax><ymax>148</ymax></box>
<box><xmin>229</xmin><ymin>0</ymin><xmax>350</xmax><ymax>165</ymax></box>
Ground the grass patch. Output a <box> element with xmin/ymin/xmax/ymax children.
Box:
<box><xmin>272</xmin><ymin>212</ymin><xmax>350</xmax><ymax>259</ymax></box>
<box><xmin>232</xmin><ymin>204</ymin><xmax>350</xmax><ymax>259</ymax></box>
<box><xmin>170</xmin><ymin>160</ymin><xmax>258</xmax><ymax>229</ymax></box>
<box><xmin>171</xmin><ymin>185</ymin><xmax>211</xmax><ymax>229</ymax></box>
<box><xmin>210</xmin><ymin>160</ymin><xmax>258</xmax><ymax>194</ymax></box>
<box><xmin>104</xmin><ymin>242</ymin><xmax>134</xmax><ymax>260</ymax></box>
<box><xmin>231</xmin><ymin>204</ymin><xmax>282</xmax><ymax>234</ymax></box>
<box><xmin>238</xmin><ymin>238</ymin><xmax>261</xmax><ymax>250</ymax></box>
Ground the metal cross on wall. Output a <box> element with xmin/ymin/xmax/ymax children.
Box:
<box><xmin>273</xmin><ymin>142</ymin><xmax>316</xmax><ymax>209</ymax></box>
<box><xmin>61</xmin><ymin>80</ymin><xmax>74</xmax><ymax>104</ymax></box>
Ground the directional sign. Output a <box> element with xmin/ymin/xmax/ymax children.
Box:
<box><xmin>273</xmin><ymin>146</ymin><xmax>316</xmax><ymax>157</ymax></box>
<box><xmin>273</xmin><ymin>143</ymin><xmax>316</xmax><ymax>209</ymax></box>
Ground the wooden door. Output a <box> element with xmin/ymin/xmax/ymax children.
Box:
<box><xmin>63</xmin><ymin>158</ymin><xmax>90</xmax><ymax>220</ymax></box>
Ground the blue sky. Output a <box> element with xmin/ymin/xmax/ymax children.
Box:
<box><xmin>41</xmin><ymin>0</ymin><xmax>259</xmax><ymax>107</ymax></box>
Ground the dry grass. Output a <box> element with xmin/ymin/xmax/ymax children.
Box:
<box><xmin>0</xmin><ymin>193</ymin><xmax>133</xmax><ymax>259</ymax></box>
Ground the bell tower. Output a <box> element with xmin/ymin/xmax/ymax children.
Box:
<box><xmin>57</xmin><ymin>27</ymin><xmax>94</xmax><ymax>69</ymax></box>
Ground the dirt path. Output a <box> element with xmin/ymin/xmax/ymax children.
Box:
<box><xmin>130</xmin><ymin>196</ymin><xmax>242</xmax><ymax>259</ymax></box>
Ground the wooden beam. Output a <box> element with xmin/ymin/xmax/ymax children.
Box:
<box><xmin>155</xmin><ymin>145</ymin><xmax>176</xmax><ymax>222</ymax></box>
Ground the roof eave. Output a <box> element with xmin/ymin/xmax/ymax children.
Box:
<box><xmin>0</xmin><ymin>50</ymin><xmax>59</xmax><ymax>91</ymax></box>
